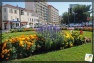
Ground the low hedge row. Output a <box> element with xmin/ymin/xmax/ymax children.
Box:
<box><xmin>60</xmin><ymin>27</ymin><xmax>92</xmax><ymax>32</ymax></box>
<box><xmin>10</xmin><ymin>28</ymin><xmax>35</xmax><ymax>33</ymax></box>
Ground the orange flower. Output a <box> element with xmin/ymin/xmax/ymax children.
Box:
<box><xmin>7</xmin><ymin>54</ymin><xmax>10</xmax><ymax>56</ymax></box>
<box><xmin>21</xmin><ymin>38</ymin><xmax>25</xmax><ymax>41</ymax></box>
<box><xmin>41</xmin><ymin>38</ymin><xmax>44</xmax><ymax>41</ymax></box>
<box><xmin>7</xmin><ymin>50</ymin><xmax>10</xmax><ymax>52</ymax></box>
<box><xmin>3</xmin><ymin>43</ymin><xmax>6</xmax><ymax>47</ymax></box>
<box><xmin>1</xmin><ymin>55</ymin><xmax>4</xmax><ymax>58</ymax></box>
<box><xmin>5</xmin><ymin>40</ymin><xmax>8</xmax><ymax>42</ymax></box>
<box><xmin>19</xmin><ymin>41</ymin><xmax>23</xmax><ymax>46</ymax></box>
<box><xmin>2</xmin><ymin>50</ymin><xmax>5</xmax><ymax>54</ymax></box>
<box><xmin>9</xmin><ymin>39</ymin><xmax>13</xmax><ymax>42</ymax></box>
<box><xmin>26</xmin><ymin>47</ymin><xmax>29</xmax><ymax>50</ymax></box>
<box><xmin>6</xmin><ymin>57</ymin><xmax>9</xmax><ymax>60</ymax></box>
<box><xmin>5</xmin><ymin>49</ymin><xmax>8</xmax><ymax>52</ymax></box>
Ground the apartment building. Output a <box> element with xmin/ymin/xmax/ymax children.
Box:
<box><xmin>25</xmin><ymin>2</ymin><xmax>48</xmax><ymax>25</ymax></box>
<box><xmin>2</xmin><ymin>4</ymin><xmax>39</xmax><ymax>30</ymax></box>
<box><xmin>48</xmin><ymin>5</ymin><xmax>59</xmax><ymax>25</ymax></box>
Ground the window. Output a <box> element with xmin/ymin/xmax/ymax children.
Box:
<box><xmin>4</xmin><ymin>15</ymin><xmax>6</xmax><ymax>20</ymax></box>
<box><xmin>14</xmin><ymin>10</ymin><xmax>17</xmax><ymax>14</ymax></box>
<box><xmin>4</xmin><ymin>8</ymin><xmax>6</xmax><ymax>12</ymax></box>
<box><xmin>32</xmin><ymin>19</ymin><xmax>33</xmax><ymax>22</ymax></box>
<box><xmin>21</xmin><ymin>10</ymin><xmax>24</xmax><ymax>15</ymax></box>
<box><xmin>9</xmin><ymin>9</ymin><xmax>13</xmax><ymax>13</ymax></box>
<box><xmin>16</xmin><ymin>23</ymin><xmax>19</xmax><ymax>26</ymax></box>
<box><xmin>30</xmin><ymin>18</ymin><xmax>31</xmax><ymax>21</ymax></box>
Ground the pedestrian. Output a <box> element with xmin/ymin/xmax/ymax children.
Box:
<box><xmin>80</xmin><ymin>29</ymin><xmax>83</xmax><ymax>35</ymax></box>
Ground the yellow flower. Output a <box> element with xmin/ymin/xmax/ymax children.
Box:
<box><xmin>21</xmin><ymin>38</ymin><xmax>25</xmax><ymax>41</ymax></box>
<box><xmin>22</xmin><ymin>45</ymin><xmax>24</xmax><ymax>47</ymax></box>
<box><xmin>70</xmin><ymin>43</ymin><xmax>73</xmax><ymax>47</ymax></box>
<box><xmin>66</xmin><ymin>42</ymin><xmax>68</xmax><ymax>45</ymax></box>
<box><xmin>66</xmin><ymin>35</ymin><xmax>70</xmax><ymax>38</ymax></box>
<box><xmin>19</xmin><ymin>41</ymin><xmax>23</xmax><ymax>46</ymax></box>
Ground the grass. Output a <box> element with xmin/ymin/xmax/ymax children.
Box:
<box><xmin>10</xmin><ymin>30</ymin><xmax>92</xmax><ymax>61</ymax></box>
<box><xmin>14</xmin><ymin>43</ymin><xmax>92</xmax><ymax>61</ymax></box>
<box><xmin>2</xmin><ymin>31</ymin><xmax>36</xmax><ymax>42</ymax></box>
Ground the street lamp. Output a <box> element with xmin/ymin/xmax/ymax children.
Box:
<box><xmin>72</xmin><ymin>12</ymin><xmax>77</xmax><ymax>25</ymax></box>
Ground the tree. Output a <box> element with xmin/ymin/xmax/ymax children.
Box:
<box><xmin>62</xmin><ymin>4</ymin><xmax>92</xmax><ymax>24</ymax></box>
<box><xmin>62</xmin><ymin>12</ymin><xmax>68</xmax><ymax>24</ymax></box>
<box><xmin>73</xmin><ymin>4</ymin><xmax>91</xmax><ymax>23</ymax></box>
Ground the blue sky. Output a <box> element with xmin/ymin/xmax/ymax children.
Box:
<box><xmin>3</xmin><ymin>2</ymin><xmax>92</xmax><ymax>16</ymax></box>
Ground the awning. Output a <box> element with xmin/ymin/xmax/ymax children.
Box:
<box><xmin>9</xmin><ymin>20</ymin><xmax>20</xmax><ymax>22</ymax></box>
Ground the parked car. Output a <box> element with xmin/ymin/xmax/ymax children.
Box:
<box><xmin>15</xmin><ymin>25</ymin><xmax>32</xmax><ymax>29</ymax></box>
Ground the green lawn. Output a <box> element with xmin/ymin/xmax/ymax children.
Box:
<box><xmin>14</xmin><ymin>43</ymin><xmax>92</xmax><ymax>61</ymax></box>
<box><xmin>10</xmin><ymin>30</ymin><xmax>92</xmax><ymax>61</ymax></box>
<box><xmin>2</xmin><ymin>31</ymin><xmax>36</xmax><ymax>41</ymax></box>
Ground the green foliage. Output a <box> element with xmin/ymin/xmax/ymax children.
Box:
<box><xmin>62</xmin><ymin>4</ymin><xmax>91</xmax><ymax>24</ymax></box>
<box><xmin>10</xmin><ymin>28</ymin><xmax>33</xmax><ymax>33</ymax></box>
<box><xmin>71</xmin><ymin>32</ymin><xmax>84</xmax><ymax>45</ymax></box>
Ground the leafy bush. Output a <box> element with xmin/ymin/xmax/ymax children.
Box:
<box><xmin>1</xmin><ymin>34</ymin><xmax>37</xmax><ymax>60</ymax></box>
<box><xmin>61</xmin><ymin>32</ymin><xmax>74</xmax><ymax>49</ymax></box>
<box><xmin>10</xmin><ymin>28</ymin><xmax>33</xmax><ymax>33</ymax></box>
<box><xmin>71</xmin><ymin>32</ymin><xmax>84</xmax><ymax>46</ymax></box>
<box><xmin>36</xmin><ymin>25</ymin><xmax>64</xmax><ymax>51</ymax></box>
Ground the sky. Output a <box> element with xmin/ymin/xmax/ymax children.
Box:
<box><xmin>2</xmin><ymin>2</ymin><xmax>92</xmax><ymax>16</ymax></box>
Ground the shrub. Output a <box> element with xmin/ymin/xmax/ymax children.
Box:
<box><xmin>10</xmin><ymin>28</ymin><xmax>33</xmax><ymax>33</ymax></box>
<box><xmin>71</xmin><ymin>32</ymin><xmax>84</xmax><ymax>46</ymax></box>
<box><xmin>36</xmin><ymin>25</ymin><xmax>64</xmax><ymax>51</ymax></box>
<box><xmin>62</xmin><ymin>32</ymin><xmax>74</xmax><ymax>48</ymax></box>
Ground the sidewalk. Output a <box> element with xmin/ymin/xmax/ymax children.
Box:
<box><xmin>0</xmin><ymin>30</ymin><xmax>10</xmax><ymax>33</ymax></box>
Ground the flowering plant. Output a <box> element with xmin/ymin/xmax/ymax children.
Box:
<box><xmin>1</xmin><ymin>34</ymin><xmax>37</xmax><ymax>60</ymax></box>
<box><xmin>36</xmin><ymin>25</ymin><xmax>64</xmax><ymax>51</ymax></box>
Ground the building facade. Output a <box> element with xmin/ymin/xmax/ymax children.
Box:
<box><xmin>2</xmin><ymin>4</ymin><xmax>39</xmax><ymax>30</ymax></box>
<box><xmin>48</xmin><ymin>5</ymin><xmax>59</xmax><ymax>25</ymax></box>
<box><xmin>25</xmin><ymin>2</ymin><xmax>48</xmax><ymax>25</ymax></box>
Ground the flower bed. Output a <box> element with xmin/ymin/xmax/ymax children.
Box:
<box><xmin>1</xmin><ymin>34</ymin><xmax>37</xmax><ymax>60</ymax></box>
<box><xmin>74</xmin><ymin>27</ymin><xmax>92</xmax><ymax>32</ymax></box>
<box><xmin>1</xmin><ymin>26</ymin><xmax>91</xmax><ymax>61</ymax></box>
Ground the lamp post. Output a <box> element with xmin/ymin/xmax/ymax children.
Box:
<box><xmin>68</xmin><ymin>8</ymin><xmax>70</xmax><ymax>27</ymax></box>
<box><xmin>73</xmin><ymin>12</ymin><xmax>77</xmax><ymax>25</ymax></box>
